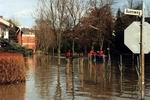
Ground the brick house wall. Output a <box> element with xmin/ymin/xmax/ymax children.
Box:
<box><xmin>22</xmin><ymin>34</ymin><xmax>36</xmax><ymax>52</ymax></box>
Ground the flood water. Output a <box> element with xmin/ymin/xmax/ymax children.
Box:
<box><xmin>1</xmin><ymin>54</ymin><xmax>150</xmax><ymax>100</ymax></box>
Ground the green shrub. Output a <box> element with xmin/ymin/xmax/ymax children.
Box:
<box><xmin>0</xmin><ymin>38</ymin><xmax>32</xmax><ymax>56</ymax></box>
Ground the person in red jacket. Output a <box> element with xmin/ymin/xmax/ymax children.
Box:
<box><xmin>65</xmin><ymin>50</ymin><xmax>72</xmax><ymax>58</ymax></box>
<box><xmin>99</xmin><ymin>49</ymin><xmax>104</xmax><ymax>56</ymax></box>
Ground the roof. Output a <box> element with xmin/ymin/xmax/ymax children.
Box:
<box><xmin>0</xmin><ymin>17</ymin><xmax>10</xmax><ymax>27</ymax></box>
<box><xmin>21</xmin><ymin>28</ymin><xmax>35</xmax><ymax>35</ymax></box>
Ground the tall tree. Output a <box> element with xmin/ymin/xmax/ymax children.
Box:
<box><xmin>78</xmin><ymin>0</ymin><xmax>114</xmax><ymax>50</ymax></box>
<box><xmin>127</xmin><ymin>0</ymin><xmax>141</xmax><ymax>9</ymax></box>
<box><xmin>36</xmin><ymin>0</ymin><xmax>69</xmax><ymax>65</ymax></box>
<box><xmin>114</xmin><ymin>2</ymin><xmax>141</xmax><ymax>53</ymax></box>
<box><xmin>35</xmin><ymin>0</ymin><xmax>115</xmax><ymax>55</ymax></box>
<box><xmin>66</xmin><ymin>0</ymin><xmax>87</xmax><ymax>55</ymax></box>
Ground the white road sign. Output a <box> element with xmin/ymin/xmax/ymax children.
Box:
<box><xmin>124</xmin><ymin>9</ymin><xmax>142</xmax><ymax>16</ymax></box>
<box><xmin>124</xmin><ymin>21</ymin><xmax>150</xmax><ymax>54</ymax></box>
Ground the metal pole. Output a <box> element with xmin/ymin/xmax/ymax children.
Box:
<box><xmin>140</xmin><ymin>0</ymin><xmax>145</xmax><ymax>99</ymax></box>
<box><xmin>72</xmin><ymin>39</ymin><xmax>75</xmax><ymax>57</ymax></box>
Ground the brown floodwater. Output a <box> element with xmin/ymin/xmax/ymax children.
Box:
<box><xmin>0</xmin><ymin>54</ymin><xmax>150</xmax><ymax>100</ymax></box>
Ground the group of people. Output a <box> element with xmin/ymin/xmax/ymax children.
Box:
<box><xmin>88</xmin><ymin>49</ymin><xmax>105</xmax><ymax>63</ymax></box>
<box><xmin>65</xmin><ymin>49</ymin><xmax>106</xmax><ymax>63</ymax></box>
<box><xmin>65</xmin><ymin>50</ymin><xmax>72</xmax><ymax>58</ymax></box>
<box><xmin>89</xmin><ymin>49</ymin><xmax>104</xmax><ymax>57</ymax></box>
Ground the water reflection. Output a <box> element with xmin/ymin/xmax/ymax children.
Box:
<box><xmin>66</xmin><ymin>59</ymin><xmax>72</xmax><ymax>93</ymax></box>
<box><xmin>6</xmin><ymin>54</ymin><xmax>149</xmax><ymax>100</ymax></box>
<box><xmin>0</xmin><ymin>83</ymin><xmax>25</xmax><ymax>100</ymax></box>
<box><xmin>65</xmin><ymin>58</ymin><xmax>75</xmax><ymax>100</ymax></box>
<box><xmin>76</xmin><ymin>59</ymin><xmax>113</xmax><ymax>100</ymax></box>
<box><xmin>78</xmin><ymin>57</ymin><xmax>84</xmax><ymax>88</ymax></box>
<box><xmin>55</xmin><ymin>65</ymin><xmax>62</xmax><ymax>100</ymax></box>
<box><xmin>34</xmin><ymin>55</ymin><xmax>52</xmax><ymax>100</ymax></box>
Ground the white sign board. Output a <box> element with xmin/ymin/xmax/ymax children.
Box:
<box><xmin>124</xmin><ymin>9</ymin><xmax>142</xmax><ymax>16</ymax></box>
<box><xmin>124</xmin><ymin>21</ymin><xmax>150</xmax><ymax>54</ymax></box>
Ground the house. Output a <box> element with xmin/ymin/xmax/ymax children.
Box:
<box><xmin>9</xmin><ymin>24</ymin><xmax>22</xmax><ymax>45</ymax></box>
<box><xmin>21</xmin><ymin>28</ymin><xmax>36</xmax><ymax>52</ymax></box>
<box><xmin>0</xmin><ymin>16</ymin><xmax>10</xmax><ymax>39</ymax></box>
<box><xmin>0</xmin><ymin>16</ymin><xmax>22</xmax><ymax>45</ymax></box>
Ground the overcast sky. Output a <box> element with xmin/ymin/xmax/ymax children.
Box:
<box><xmin>115</xmin><ymin>0</ymin><xmax>150</xmax><ymax>16</ymax></box>
<box><xmin>0</xmin><ymin>0</ymin><xmax>149</xmax><ymax>28</ymax></box>
<box><xmin>0</xmin><ymin>0</ymin><xmax>38</xmax><ymax>28</ymax></box>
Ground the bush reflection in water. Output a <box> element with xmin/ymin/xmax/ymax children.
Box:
<box><xmin>1</xmin><ymin>54</ymin><xmax>150</xmax><ymax>100</ymax></box>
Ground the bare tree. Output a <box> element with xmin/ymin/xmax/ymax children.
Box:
<box><xmin>35</xmin><ymin>0</ymin><xmax>115</xmax><ymax>58</ymax></box>
<box><xmin>66</xmin><ymin>0</ymin><xmax>87</xmax><ymax>55</ymax></box>
<box><xmin>36</xmin><ymin>0</ymin><xmax>69</xmax><ymax>65</ymax></box>
<box><xmin>127</xmin><ymin>0</ymin><xmax>134</xmax><ymax>8</ymax></box>
<box><xmin>35</xmin><ymin>19</ymin><xmax>56</xmax><ymax>52</ymax></box>
<box><xmin>86</xmin><ymin>0</ymin><xmax>114</xmax><ymax>50</ymax></box>
<box><xmin>8</xmin><ymin>17</ymin><xmax>20</xmax><ymax>26</ymax></box>
<box><xmin>127</xmin><ymin>0</ymin><xmax>141</xmax><ymax>9</ymax></box>
<box><xmin>147</xmin><ymin>6</ymin><xmax>150</xmax><ymax>16</ymax></box>
<box><xmin>34</xmin><ymin>4</ymin><xmax>56</xmax><ymax>53</ymax></box>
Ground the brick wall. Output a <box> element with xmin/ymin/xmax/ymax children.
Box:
<box><xmin>22</xmin><ymin>34</ymin><xmax>36</xmax><ymax>52</ymax></box>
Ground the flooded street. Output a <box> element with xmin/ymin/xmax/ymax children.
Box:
<box><xmin>0</xmin><ymin>54</ymin><xmax>150</xmax><ymax>100</ymax></box>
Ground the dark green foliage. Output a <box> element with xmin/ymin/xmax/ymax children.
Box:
<box><xmin>0</xmin><ymin>38</ymin><xmax>32</xmax><ymax>56</ymax></box>
<box><xmin>114</xmin><ymin>9</ymin><xmax>127</xmax><ymax>53</ymax></box>
<box><xmin>114</xmin><ymin>8</ymin><xmax>140</xmax><ymax>53</ymax></box>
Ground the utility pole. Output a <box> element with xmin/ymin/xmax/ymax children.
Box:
<box><xmin>140</xmin><ymin>0</ymin><xmax>145</xmax><ymax>99</ymax></box>
<box><xmin>124</xmin><ymin>1</ymin><xmax>145</xmax><ymax>98</ymax></box>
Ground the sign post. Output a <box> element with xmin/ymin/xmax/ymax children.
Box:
<box><xmin>124</xmin><ymin>8</ymin><xmax>142</xmax><ymax>16</ymax></box>
<box><xmin>124</xmin><ymin>0</ymin><xmax>145</xmax><ymax>99</ymax></box>
<box><xmin>140</xmin><ymin>0</ymin><xmax>144</xmax><ymax>99</ymax></box>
